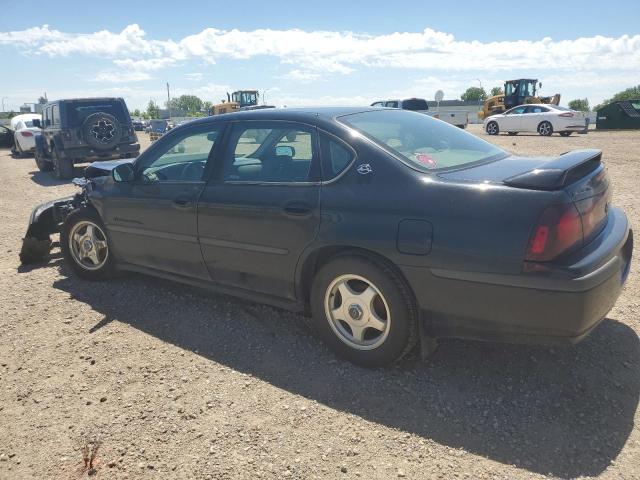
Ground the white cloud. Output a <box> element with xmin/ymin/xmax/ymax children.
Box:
<box><xmin>3</xmin><ymin>24</ymin><xmax>639</xmax><ymax>109</ymax></box>
<box><xmin>92</xmin><ymin>71</ymin><xmax>152</xmax><ymax>83</ymax></box>
<box><xmin>3</xmin><ymin>24</ymin><xmax>638</xmax><ymax>78</ymax></box>
<box><xmin>113</xmin><ymin>57</ymin><xmax>177</xmax><ymax>71</ymax></box>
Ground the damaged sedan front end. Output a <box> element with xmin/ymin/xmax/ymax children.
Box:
<box><xmin>19</xmin><ymin>160</ymin><xmax>130</xmax><ymax>264</ymax></box>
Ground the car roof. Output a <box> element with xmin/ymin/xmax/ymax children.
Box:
<box><xmin>183</xmin><ymin>106</ymin><xmax>380</xmax><ymax>127</ymax></box>
<box><xmin>43</xmin><ymin>97</ymin><xmax>124</xmax><ymax>106</ymax></box>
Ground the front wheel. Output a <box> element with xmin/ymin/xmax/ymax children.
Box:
<box><xmin>538</xmin><ymin>121</ymin><xmax>553</xmax><ymax>136</ymax></box>
<box><xmin>61</xmin><ymin>208</ymin><xmax>115</xmax><ymax>280</ymax></box>
<box><xmin>486</xmin><ymin>121</ymin><xmax>499</xmax><ymax>135</ymax></box>
<box><xmin>310</xmin><ymin>255</ymin><xmax>418</xmax><ymax>367</ymax></box>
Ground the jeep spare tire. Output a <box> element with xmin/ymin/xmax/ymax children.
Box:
<box><xmin>82</xmin><ymin>112</ymin><xmax>122</xmax><ymax>150</ymax></box>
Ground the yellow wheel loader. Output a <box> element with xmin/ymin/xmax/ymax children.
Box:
<box><xmin>479</xmin><ymin>79</ymin><xmax>560</xmax><ymax>120</ymax></box>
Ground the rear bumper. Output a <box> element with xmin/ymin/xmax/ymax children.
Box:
<box><xmin>60</xmin><ymin>143</ymin><xmax>140</xmax><ymax>162</ymax></box>
<box><xmin>401</xmin><ymin>207</ymin><xmax>632</xmax><ymax>345</ymax></box>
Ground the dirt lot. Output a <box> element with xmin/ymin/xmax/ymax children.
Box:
<box><xmin>0</xmin><ymin>126</ymin><xmax>638</xmax><ymax>479</ymax></box>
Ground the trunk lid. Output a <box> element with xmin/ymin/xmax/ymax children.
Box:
<box><xmin>439</xmin><ymin>149</ymin><xmax>610</xmax><ymax>254</ymax></box>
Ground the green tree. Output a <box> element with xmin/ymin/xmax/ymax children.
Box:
<box><xmin>167</xmin><ymin>95</ymin><xmax>204</xmax><ymax>114</ymax></box>
<box><xmin>568</xmin><ymin>98</ymin><xmax>590</xmax><ymax>112</ymax></box>
<box><xmin>490</xmin><ymin>86</ymin><xmax>504</xmax><ymax>97</ymax></box>
<box><xmin>461</xmin><ymin>87</ymin><xmax>487</xmax><ymax>102</ymax></box>
<box><xmin>130</xmin><ymin>109</ymin><xmax>142</xmax><ymax>118</ymax></box>
<box><xmin>146</xmin><ymin>100</ymin><xmax>160</xmax><ymax>119</ymax></box>
<box><xmin>594</xmin><ymin>85</ymin><xmax>640</xmax><ymax>111</ymax></box>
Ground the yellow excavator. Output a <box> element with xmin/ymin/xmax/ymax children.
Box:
<box><xmin>479</xmin><ymin>79</ymin><xmax>561</xmax><ymax>120</ymax></box>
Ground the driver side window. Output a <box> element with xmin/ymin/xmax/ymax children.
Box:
<box><xmin>141</xmin><ymin>129</ymin><xmax>221</xmax><ymax>183</ymax></box>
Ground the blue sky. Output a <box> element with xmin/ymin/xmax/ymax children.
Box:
<box><xmin>1</xmin><ymin>0</ymin><xmax>639</xmax><ymax>111</ymax></box>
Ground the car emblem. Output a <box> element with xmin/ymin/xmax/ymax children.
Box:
<box><xmin>357</xmin><ymin>164</ymin><xmax>373</xmax><ymax>175</ymax></box>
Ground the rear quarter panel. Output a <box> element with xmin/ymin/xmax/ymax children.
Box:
<box><xmin>310</xmin><ymin>136</ymin><xmax>565</xmax><ymax>276</ymax></box>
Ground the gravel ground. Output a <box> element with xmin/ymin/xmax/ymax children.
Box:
<box><xmin>0</xmin><ymin>126</ymin><xmax>638</xmax><ymax>479</ymax></box>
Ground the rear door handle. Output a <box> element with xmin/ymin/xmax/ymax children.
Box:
<box><xmin>283</xmin><ymin>201</ymin><xmax>312</xmax><ymax>216</ymax></box>
<box><xmin>173</xmin><ymin>195</ymin><xmax>192</xmax><ymax>208</ymax></box>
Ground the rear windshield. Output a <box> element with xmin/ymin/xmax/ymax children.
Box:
<box><xmin>24</xmin><ymin>120</ymin><xmax>36</xmax><ymax>127</ymax></box>
<box><xmin>65</xmin><ymin>100</ymin><xmax>129</xmax><ymax>126</ymax></box>
<box><xmin>339</xmin><ymin>110</ymin><xmax>507</xmax><ymax>171</ymax></box>
<box><xmin>402</xmin><ymin>99</ymin><xmax>428</xmax><ymax>111</ymax></box>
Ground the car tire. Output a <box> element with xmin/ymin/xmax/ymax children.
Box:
<box><xmin>34</xmin><ymin>148</ymin><xmax>52</xmax><ymax>172</ymax></box>
<box><xmin>507</xmin><ymin>131</ymin><xmax>518</xmax><ymax>136</ymax></box>
<box><xmin>559</xmin><ymin>131</ymin><xmax>572</xmax><ymax>137</ymax></box>
<box><xmin>61</xmin><ymin>208</ymin><xmax>115</xmax><ymax>281</ymax></box>
<box><xmin>52</xmin><ymin>148</ymin><xmax>74</xmax><ymax>179</ymax></box>
<box><xmin>16</xmin><ymin>139</ymin><xmax>25</xmax><ymax>157</ymax></box>
<box><xmin>310</xmin><ymin>255</ymin><xmax>418</xmax><ymax>367</ymax></box>
<box><xmin>537</xmin><ymin>121</ymin><xmax>553</xmax><ymax>136</ymax></box>
<box><xmin>486</xmin><ymin>121</ymin><xmax>499</xmax><ymax>135</ymax></box>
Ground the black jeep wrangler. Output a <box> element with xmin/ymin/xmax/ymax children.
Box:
<box><xmin>33</xmin><ymin>97</ymin><xmax>140</xmax><ymax>179</ymax></box>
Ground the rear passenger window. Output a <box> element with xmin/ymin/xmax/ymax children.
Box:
<box><xmin>320</xmin><ymin>134</ymin><xmax>355</xmax><ymax>180</ymax></box>
<box><xmin>224</xmin><ymin>124</ymin><xmax>317</xmax><ymax>183</ymax></box>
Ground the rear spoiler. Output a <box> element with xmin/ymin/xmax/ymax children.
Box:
<box><xmin>504</xmin><ymin>149</ymin><xmax>602</xmax><ymax>191</ymax></box>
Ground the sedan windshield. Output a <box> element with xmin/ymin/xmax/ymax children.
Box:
<box><xmin>339</xmin><ymin>110</ymin><xmax>507</xmax><ymax>171</ymax></box>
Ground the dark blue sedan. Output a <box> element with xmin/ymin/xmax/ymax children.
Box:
<box><xmin>21</xmin><ymin>107</ymin><xmax>633</xmax><ymax>367</ymax></box>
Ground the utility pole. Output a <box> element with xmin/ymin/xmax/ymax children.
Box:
<box><xmin>166</xmin><ymin>82</ymin><xmax>171</xmax><ymax>121</ymax></box>
<box><xmin>1</xmin><ymin>97</ymin><xmax>7</xmax><ymax>112</ymax></box>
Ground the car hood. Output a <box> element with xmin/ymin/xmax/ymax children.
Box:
<box><xmin>84</xmin><ymin>158</ymin><xmax>134</xmax><ymax>178</ymax></box>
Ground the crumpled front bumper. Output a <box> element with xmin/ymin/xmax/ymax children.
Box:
<box><xmin>19</xmin><ymin>196</ymin><xmax>77</xmax><ymax>264</ymax></box>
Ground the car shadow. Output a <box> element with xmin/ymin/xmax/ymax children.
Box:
<box><xmin>28</xmin><ymin>169</ymin><xmax>83</xmax><ymax>186</ymax></box>
<box><xmin>51</xmin><ymin>269</ymin><xmax>639</xmax><ymax>478</ymax></box>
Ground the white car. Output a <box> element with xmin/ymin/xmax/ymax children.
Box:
<box><xmin>484</xmin><ymin>104</ymin><xmax>587</xmax><ymax>137</ymax></box>
<box><xmin>11</xmin><ymin>113</ymin><xmax>42</xmax><ymax>156</ymax></box>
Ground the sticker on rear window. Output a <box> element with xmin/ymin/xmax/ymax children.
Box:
<box><xmin>415</xmin><ymin>153</ymin><xmax>437</xmax><ymax>168</ymax></box>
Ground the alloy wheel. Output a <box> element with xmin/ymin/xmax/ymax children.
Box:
<box><xmin>68</xmin><ymin>221</ymin><xmax>109</xmax><ymax>271</ymax></box>
<box><xmin>538</xmin><ymin>122</ymin><xmax>552</xmax><ymax>136</ymax></box>
<box><xmin>324</xmin><ymin>274</ymin><xmax>391</xmax><ymax>350</ymax></box>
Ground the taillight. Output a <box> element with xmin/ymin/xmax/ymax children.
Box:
<box><xmin>559</xmin><ymin>112</ymin><xmax>574</xmax><ymax>117</ymax></box>
<box><xmin>20</xmin><ymin>131</ymin><xmax>34</xmax><ymax>137</ymax></box>
<box><xmin>525</xmin><ymin>204</ymin><xmax>583</xmax><ymax>262</ymax></box>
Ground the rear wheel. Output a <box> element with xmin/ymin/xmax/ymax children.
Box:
<box><xmin>538</xmin><ymin>121</ymin><xmax>553</xmax><ymax>136</ymax></box>
<box><xmin>61</xmin><ymin>208</ymin><xmax>114</xmax><ymax>280</ymax></box>
<box><xmin>486</xmin><ymin>121</ymin><xmax>499</xmax><ymax>135</ymax></box>
<box><xmin>559</xmin><ymin>131</ymin><xmax>572</xmax><ymax>137</ymax></box>
<box><xmin>310</xmin><ymin>255</ymin><xmax>418</xmax><ymax>367</ymax></box>
<box><xmin>34</xmin><ymin>149</ymin><xmax>52</xmax><ymax>172</ymax></box>
<box><xmin>16</xmin><ymin>139</ymin><xmax>25</xmax><ymax>157</ymax></box>
<box><xmin>52</xmin><ymin>148</ymin><xmax>74</xmax><ymax>179</ymax></box>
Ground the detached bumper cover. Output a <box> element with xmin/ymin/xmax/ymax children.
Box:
<box><xmin>20</xmin><ymin>196</ymin><xmax>77</xmax><ymax>264</ymax></box>
<box><xmin>402</xmin><ymin>207</ymin><xmax>632</xmax><ymax>344</ymax></box>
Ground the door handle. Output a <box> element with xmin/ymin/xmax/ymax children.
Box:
<box><xmin>173</xmin><ymin>195</ymin><xmax>192</xmax><ymax>208</ymax></box>
<box><xmin>283</xmin><ymin>202</ymin><xmax>312</xmax><ymax>216</ymax></box>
